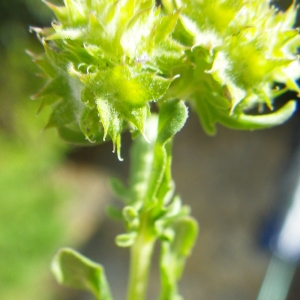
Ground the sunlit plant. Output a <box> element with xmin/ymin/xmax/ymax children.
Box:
<box><xmin>29</xmin><ymin>0</ymin><xmax>300</xmax><ymax>299</ymax></box>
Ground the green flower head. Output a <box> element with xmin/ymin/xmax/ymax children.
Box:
<box><xmin>29</xmin><ymin>0</ymin><xmax>186</xmax><ymax>159</ymax></box>
<box><xmin>163</xmin><ymin>0</ymin><xmax>300</xmax><ymax>134</ymax></box>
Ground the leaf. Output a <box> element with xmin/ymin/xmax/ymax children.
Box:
<box><xmin>157</xmin><ymin>99</ymin><xmax>188</xmax><ymax>144</ymax></box>
<box><xmin>123</xmin><ymin>206</ymin><xmax>140</xmax><ymax>229</ymax></box>
<box><xmin>154</xmin><ymin>195</ymin><xmax>191</xmax><ymax>242</ymax></box>
<box><xmin>115</xmin><ymin>232</ymin><xmax>137</xmax><ymax>247</ymax></box>
<box><xmin>145</xmin><ymin>100</ymin><xmax>188</xmax><ymax>207</ymax></box>
<box><xmin>159</xmin><ymin>217</ymin><xmax>198</xmax><ymax>300</ymax></box>
<box><xmin>52</xmin><ymin>248</ymin><xmax>113</xmax><ymax>300</ymax></box>
<box><xmin>192</xmin><ymin>93</ymin><xmax>297</xmax><ymax>135</ymax></box>
<box><xmin>154</xmin><ymin>139</ymin><xmax>175</xmax><ymax>208</ymax></box>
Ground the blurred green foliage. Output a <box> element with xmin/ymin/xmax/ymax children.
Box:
<box><xmin>0</xmin><ymin>130</ymin><xmax>70</xmax><ymax>300</ymax></box>
<box><xmin>0</xmin><ymin>1</ymin><xmax>75</xmax><ymax>299</ymax></box>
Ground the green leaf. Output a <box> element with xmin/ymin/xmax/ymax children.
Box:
<box><xmin>52</xmin><ymin>248</ymin><xmax>113</xmax><ymax>300</ymax></box>
<box><xmin>155</xmin><ymin>142</ymin><xmax>175</xmax><ymax>207</ymax></box>
<box><xmin>192</xmin><ymin>93</ymin><xmax>297</xmax><ymax>135</ymax></box>
<box><xmin>145</xmin><ymin>100</ymin><xmax>188</xmax><ymax>207</ymax></box>
<box><xmin>123</xmin><ymin>206</ymin><xmax>140</xmax><ymax>230</ymax></box>
<box><xmin>154</xmin><ymin>195</ymin><xmax>191</xmax><ymax>242</ymax></box>
<box><xmin>159</xmin><ymin>217</ymin><xmax>198</xmax><ymax>300</ymax></box>
<box><xmin>115</xmin><ymin>232</ymin><xmax>137</xmax><ymax>247</ymax></box>
<box><xmin>157</xmin><ymin>99</ymin><xmax>188</xmax><ymax>144</ymax></box>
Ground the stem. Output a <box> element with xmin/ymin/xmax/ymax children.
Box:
<box><xmin>127</xmin><ymin>213</ymin><xmax>156</xmax><ymax>300</ymax></box>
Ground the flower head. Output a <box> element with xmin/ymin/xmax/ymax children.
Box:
<box><xmin>29</xmin><ymin>0</ymin><xmax>186</xmax><ymax>159</ymax></box>
<box><xmin>164</xmin><ymin>0</ymin><xmax>300</xmax><ymax>133</ymax></box>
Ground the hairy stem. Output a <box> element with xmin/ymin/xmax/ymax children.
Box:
<box><xmin>127</xmin><ymin>213</ymin><xmax>156</xmax><ymax>300</ymax></box>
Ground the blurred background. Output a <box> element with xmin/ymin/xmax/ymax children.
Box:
<box><xmin>0</xmin><ymin>0</ymin><xmax>299</xmax><ymax>300</ymax></box>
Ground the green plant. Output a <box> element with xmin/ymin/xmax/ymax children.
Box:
<box><xmin>29</xmin><ymin>0</ymin><xmax>300</xmax><ymax>299</ymax></box>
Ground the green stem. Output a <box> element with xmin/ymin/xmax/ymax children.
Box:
<box><xmin>127</xmin><ymin>213</ymin><xmax>156</xmax><ymax>300</ymax></box>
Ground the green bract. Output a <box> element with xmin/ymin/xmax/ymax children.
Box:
<box><xmin>29</xmin><ymin>0</ymin><xmax>186</xmax><ymax>159</ymax></box>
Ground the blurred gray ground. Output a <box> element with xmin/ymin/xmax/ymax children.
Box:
<box><xmin>66</xmin><ymin>111</ymin><xmax>300</xmax><ymax>300</ymax></box>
